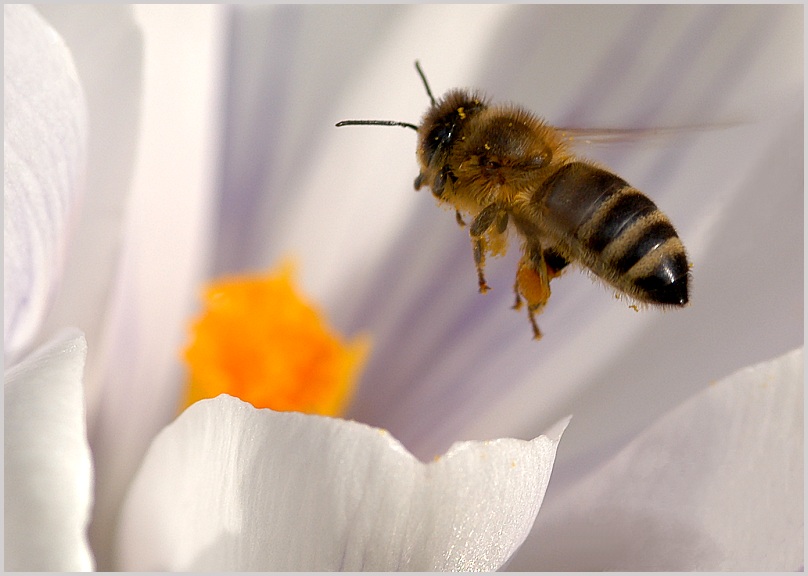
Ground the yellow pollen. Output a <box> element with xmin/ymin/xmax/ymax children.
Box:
<box><xmin>182</xmin><ymin>262</ymin><xmax>370</xmax><ymax>416</ymax></box>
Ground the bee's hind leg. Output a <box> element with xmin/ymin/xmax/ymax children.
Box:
<box><xmin>515</xmin><ymin>246</ymin><xmax>570</xmax><ymax>340</ymax></box>
<box><xmin>514</xmin><ymin>246</ymin><xmax>550</xmax><ymax>340</ymax></box>
<box><xmin>516</xmin><ymin>268</ymin><xmax>549</xmax><ymax>339</ymax></box>
<box><xmin>526</xmin><ymin>307</ymin><xmax>543</xmax><ymax>340</ymax></box>
<box><xmin>543</xmin><ymin>247</ymin><xmax>570</xmax><ymax>279</ymax></box>
<box><xmin>512</xmin><ymin>278</ymin><xmax>523</xmax><ymax>311</ymax></box>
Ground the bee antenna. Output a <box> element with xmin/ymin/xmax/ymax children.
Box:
<box><xmin>335</xmin><ymin>119</ymin><xmax>419</xmax><ymax>131</ymax></box>
<box><xmin>414</xmin><ymin>60</ymin><xmax>436</xmax><ymax>107</ymax></box>
<box><xmin>335</xmin><ymin>63</ymin><xmax>434</xmax><ymax>132</ymax></box>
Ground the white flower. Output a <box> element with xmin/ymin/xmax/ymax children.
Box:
<box><xmin>4</xmin><ymin>5</ymin><xmax>564</xmax><ymax>571</ymax></box>
<box><xmin>4</xmin><ymin>4</ymin><xmax>802</xmax><ymax>571</ymax></box>
<box><xmin>5</xmin><ymin>330</ymin><xmax>93</xmax><ymax>571</ymax></box>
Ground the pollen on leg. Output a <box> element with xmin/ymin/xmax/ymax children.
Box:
<box><xmin>182</xmin><ymin>262</ymin><xmax>370</xmax><ymax>416</ymax></box>
<box><xmin>515</xmin><ymin>260</ymin><xmax>551</xmax><ymax>339</ymax></box>
<box><xmin>516</xmin><ymin>264</ymin><xmax>551</xmax><ymax>311</ymax></box>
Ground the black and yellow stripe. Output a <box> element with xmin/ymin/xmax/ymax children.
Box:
<box><xmin>541</xmin><ymin>162</ymin><xmax>689</xmax><ymax>306</ymax></box>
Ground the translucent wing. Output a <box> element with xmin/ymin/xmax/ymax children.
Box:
<box><xmin>555</xmin><ymin>123</ymin><xmax>741</xmax><ymax>148</ymax></box>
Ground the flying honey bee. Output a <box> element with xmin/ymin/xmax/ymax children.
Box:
<box><xmin>337</xmin><ymin>62</ymin><xmax>690</xmax><ymax>339</ymax></box>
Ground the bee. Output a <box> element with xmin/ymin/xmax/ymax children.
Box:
<box><xmin>337</xmin><ymin>62</ymin><xmax>690</xmax><ymax>339</ymax></box>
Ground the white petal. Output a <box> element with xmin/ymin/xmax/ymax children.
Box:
<box><xmin>77</xmin><ymin>6</ymin><xmax>227</xmax><ymax>569</ymax></box>
<box><xmin>117</xmin><ymin>396</ymin><xmax>567</xmax><ymax>571</ymax></box>
<box><xmin>4</xmin><ymin>329</ymin><xmax>94</xmax><ymax>571</ymax></box>
<box><xmin>509</xmin><ymin>348</ymin><xmax>803</xmax><ymax>571</ymax></box>
<box><xmin>3</xmin><ymin>5</ymin><xmax>87</xmax><ymax>363</ymax></box>
<box><xmin>32</xmin><ymin>6</ymin><xmax>143</xmax><ymax>411</ymax></box>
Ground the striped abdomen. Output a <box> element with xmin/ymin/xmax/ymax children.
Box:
<box><xmin>539</xmin><ymin>161</ymin><xmax>689</xmax><ymax>306</ymax></box>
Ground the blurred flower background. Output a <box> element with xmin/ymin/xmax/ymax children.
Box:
<box><xmin>5</xmin><ymin>4</ymin><xmax>802</xmax><ymax>571</ymax></box>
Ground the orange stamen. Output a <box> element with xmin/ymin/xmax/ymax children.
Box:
<box><xmin>182</xmin><ymin>262</ymin><xmax>370</xmax><ymax>416</ymax></box>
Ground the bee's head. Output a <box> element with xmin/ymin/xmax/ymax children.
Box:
<box><xmin>335</xmin><ymin>61</ymin><xmax>487</xmax><ymax>168</ymax></box>
<box><xmin>417</xmin><ymin>89</ymin><xmax>487</xmax><ymax>169</ymax></box>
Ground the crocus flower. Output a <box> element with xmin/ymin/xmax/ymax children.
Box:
<box><xmin>5</xmin><ymin>4</ymin><xmax>802</xmax><ymax>571</ymax></box>
<box><xmin>5</xmin><ymin>5</ymin><xmax>564</xmax><ymax>571</ymax></box>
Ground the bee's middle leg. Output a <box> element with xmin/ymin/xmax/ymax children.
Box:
<box><xmin>469</xmin><ymin>204</ymin><xmax>502</xmax><ymax>294</ymax></box>
<box><xmin>472</xmin><ymin>237</ymin><xmax>490</xmax><ymax>293</ymax></box>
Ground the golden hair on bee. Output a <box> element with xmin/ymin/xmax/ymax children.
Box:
<box><xmin>337</xmin><ymin>61</ymin><xmax>690</xmax><ymax>340</ymax></box>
